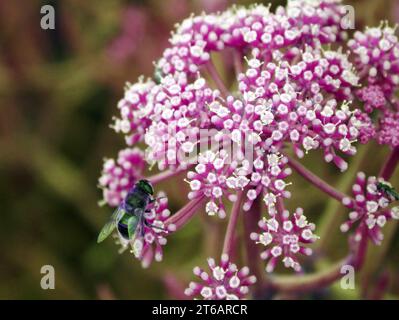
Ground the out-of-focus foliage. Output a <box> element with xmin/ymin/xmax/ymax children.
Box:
<box><xmin>0</xmin><ymin>0</ymin><xmax>398</xmax><ymax>299</ymax></box>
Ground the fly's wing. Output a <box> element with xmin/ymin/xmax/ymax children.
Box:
<box><xmin>97</xmin><ymin>206</ymin><xmax>125</xmax><ymax>243</ymax></box>
<box><xmin>134</xmin><ymin>208</ymin><xmax>146</xmax><ymax>237</ymax></box>
<box><xmin>127</xmin><ymin>215</ymin><xmax>139</xmax><ymax>239</ymax></box>
<box><xmin>388</xmin><ymin>189</ymin><xmax>399</xmax><ymax>201</ymax></box>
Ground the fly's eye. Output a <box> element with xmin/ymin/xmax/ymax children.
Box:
<box><xmin>139</xmin><ymin>180</ymin><xmax>154</xmax><ymax>195</ymax></box>
<box><xmin>146</xmin><ymin>183</ymin><xmax>154</xmax><ymax>195</ymax></box>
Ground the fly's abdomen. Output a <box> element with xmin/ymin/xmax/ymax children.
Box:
<box><xmin>117</xmin><ymin>222</ymin><xmax>129</xmax><ymax>239</ymax></box>
<box><xmin>117</xmin><ymin>213</ymin><xmax>131</xmax><ymax>239</ymax></box>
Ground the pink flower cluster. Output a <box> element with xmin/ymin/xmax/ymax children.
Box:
<box><xmin>377</xmin><ymin>110</ymin><xmax>399</xmax><ymax>148</ymax></box>
<box><xmin>251</xmin><ymin>208</ymin><xmax>318</xmax><ymax>272</ymax></box>
<box><xmin>184</xmin><ymin>254</ymin><xmax>257</xmax><ymax>300</ymax></box>
<box><xmin>245</xmin><ymin>152</ymin><xmax>292</xmax><ymax>213</ymax></box>
<box><xmin>144</xmin><ymin>74</ymin><xmax>219</xmax><ymax>170</ymax></box>
<box><xmin>233</xmin><ymin>51</ymin><xmax>370</xmax><ymax>172</ymax></box>
<box><xmin>349</xmin><ymin>24</ymin><xmax>399</xmax><ymax>149</ymax></box>
<box><xmin>99</xmin><ymin>0</ymin><xmax>399</xmax><ymax>299</ymax></box>
<box><xmin>349</xmin><ymin>25</ymin><xmax>399</xmax><ymax>96</ymax></box>
<box><xmin>99</xmin><ymin>148</ymin><xmax>145</xmax><ymax>207</ymax></box>
<box><xmin>187</xmin><ymin>150</ymin><xmax>239</xmax><ymax>218</ymax></box>
<box><xmin>341</xmin><ymin>172</ymin><xmax>399</xmax><ymax>245</ymax></box>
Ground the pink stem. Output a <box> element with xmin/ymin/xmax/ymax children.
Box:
<box><xmin>233</xmin><ymin>50</ymin><xmax>244</xmax><ymax>76</ymax></box>
<box><xmin>270</xmin><ymin>256</ymin><xmax>354</xmax><ymax>293</ymax></box>
<box><xmin>222</xmin><ymin>191</ymin><xmax>244</xmax><ymax>256</ymax></box>
<box><xmin>165</xmin><ymin>196</ymin><xmax>205</xmax><ymax>230</ymax></box>
<box><xmin>368</xmin><ymin>271</ymin><xmax>389</xmax><ymax>300</ymax></box>
<box><xmin>147</xmin><ymin>168</ymin><xmax>188</xmax><ymax>185</ymax></box>
<box><xmin>243</xmin><ymin>196</ymin><xmax>264</xmax><ymax>296</ymax></box>
<box><xmin>353</xmin><ymin>227</ymin><xmax>369</xmax><ymax>270</ymax></box>
<box><xmin>206</xmin><ymin>60</ymin><xmax>229</xmax><ymax>97</ymax></box>
<box><xmin>96</xmin><ymin>284</ymin><xmax>116</xmax><ymax>300</ymax></box>
<box><xmin>287</xmin><ymin>156</ymin><xmax>348</xmax><ymax>203</ymax></box>
<box><xmin>163</xmin><ymin>272</ymin><xmax>189</xmax><ymax>300</ymax></box>
<box><xmin>276</xmin><ymin>197</ymin><xmax>286</xmax><ymax>214</ymax></box>
<box><xmin>379</xmin><ymin>146</ymin><xmax>399</xmax><ymax>180</ymax></box>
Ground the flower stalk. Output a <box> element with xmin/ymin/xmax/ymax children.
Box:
<box><xmin>165</xmin><ymin>196</ymin><xmax>205</xmax><ymax>230</ymax></box>
<box><xmin>379</xmin><ymin>146</ymin><xmax>399</xmax><ymax>180</ymax></box>
<box><xmin>222</xmin><ymin>191</ymin><xmax>244</xmax><ymax>256</ymax></box>
<box><xmin>269</xmin><ymin>257</ymin><xmax>353</xmax><ymax>293</ymax></box>
<box><xmin>287</xmin><ymin>156</ymin><xmax>349</xmax><ymax>203</ymax></box>
<box><xmin>205</xmin><ymin>60</ymin><xmax>229</xmax><ymax>97</ymax></box>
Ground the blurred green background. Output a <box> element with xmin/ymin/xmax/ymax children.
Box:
<box><xmin>0</xmin><ymin>0</ymin><xmax>398</xmax><ymax>299</ymax></box>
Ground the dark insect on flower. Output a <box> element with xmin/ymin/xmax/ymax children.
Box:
<box><xmin>97</xmin><ymin>179</ymin><xmax>161</xmax><ymax>243</ymax></box>
<box><xmin>153</xmin><ymin>62</ymin><xmax>163</xmax><ymax>85</ymax></box>
<box><xmin>377</xmin><ymin>182</ymin><xmax>399</xmax><ymax>201</ymax></box>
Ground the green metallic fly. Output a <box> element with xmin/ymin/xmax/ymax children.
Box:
<box><xmin>377</xmin><ymin>181</ymin><xmax>399</xmax><ymax>201</ymax></box>
<box><xmin>97</xmin><ymin>179</ymin><xmax>159</xmax><ymax>243</ymax></box>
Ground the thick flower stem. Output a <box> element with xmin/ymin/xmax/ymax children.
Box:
<box><xmin>165</xmin><ymin>196</ymin><xmax>205</xmax><ymax>230</ymax></box>
<box><xmin>276</xmin><ymin>197</ymin><xmax>286</xmax><ymax>214</ymax></box>
<box><xmin>147</xmin><ymin>168</ymin><xmax>188</xmax><ymax>185</ymax></box>
<box><xmin>243</xmin><ymin>197</ymin><xmax>265</xmax><ymax>297</ymax></box>
<box><xmin>163</xmin><ymin>272</ymin><xmax>189</xmax><ymax>300</ymax></box>
<box><xmin>206</xmin><ymin>60</ymin><xmax>230</xmax><ymax>98</ymax></box>
<box><xmin>233</xmin><ymin>51</ymin><xmax>244</xmax><ymax>76</ymax></box>
<box><xmin>368</xmin><ymin>271</ymin><xmax>390</xmax><ymax>300</ymax></box>
<box><xmin>222</xmin><ymin>191</ymin><xmax>244</xmax><ymax>257</ymax></box>
<box><xmin>379</xmin><ymin>146</ymin><xmax>399</xmax><ymax>180</ymax></box>
<box><xmin>287</xmin><ymin>156</ymin><xmax>348</xmax><ymax>203</ymax></box>
<box><xmin>270</xmin><ymin>256</ymin><xmax>353</xmax><ymax>293</ymax></box>
<box><xmin>361</xmin><ymin>222</ymin><xmax>397</xmax><ymax>297</ymax></box>
<box><xmin>315</xmin><ymin>144</ymin><xmax>369</xmax><ymax>253</ymax></box>
<box><xmin>353</xmin><ymin>229</ymin><xmax>369</xmax><ymax>270</ymax></box>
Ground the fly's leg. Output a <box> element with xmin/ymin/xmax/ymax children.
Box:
<box><xmin>137</xmin><ymin>214</ymin><xmax>146</xmax><ymax>238</ymax></box>
<box><xmin>149</xmin><ymin>196</ymin><xmax>166</xmax><ymax>204</ymax></box>
<box><xmin>140</xmin><ymin>221</ymin><xmax>145</xmax><ymax>237</ymax></box>
<box><xmin>144</xmin><ymin>219</ymin><xmax>166</xmax><ymax>232</ymax></box>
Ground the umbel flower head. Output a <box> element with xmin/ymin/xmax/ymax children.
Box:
<box><xmin>99</xmin><ymin>148</ymin><xmax>145</xmax><ymax>207</ymax></box>
<box><xmin>251</xmin><ymin>208</ymin><xmax>318</xmax><ymax>272</ymax></box>
<box><xmin>349</xmin><ymin>24</ymin><xmax>399</xmax><ymax>97</ymax></box>
<box><xmin>349</xmin><ymin>23</ymin><xmax>399</xmax><ymax>149</ymax></box>
<box><xmin>341</xmin><ymin>172</ymin><xmax>399</xmax><ymax>245</ymax></box>
<box><xmin>377</xmin><ymin>110</ymin><xmax>399</xmax><ymax>148</ymax></box>
<box><xmin>184</xmin><ymin>254</ymin><xmax>257</xmax><ymax>300</ymax></box>
<box><xmin>99</xmin><ymin>0</ymin><xmax>399</xmax><ymax>300</ymax></box>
